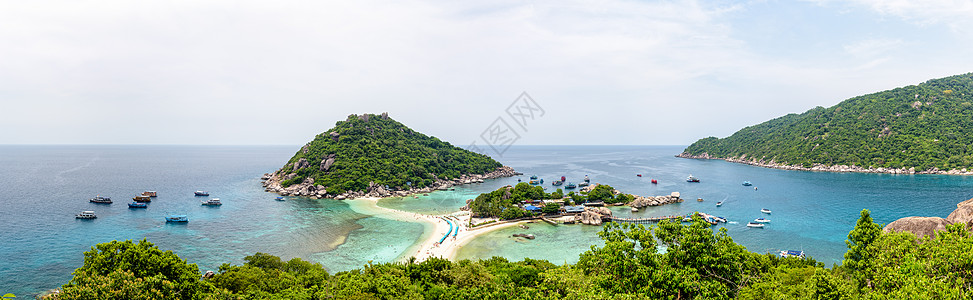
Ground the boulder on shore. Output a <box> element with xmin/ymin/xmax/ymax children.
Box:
<box><xmin>946</xmin><ymin>198</ymin><xmax>973</xmax><ymax>228</ymax></box>
<box><xmin>883</xmin><ymin>216</ymin><xmax>951</xmax><ymax>239</ymax></box>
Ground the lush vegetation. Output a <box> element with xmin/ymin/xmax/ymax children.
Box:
<box><xmin>57</xmin><ymin>210</ymin><xmax>973</xmax><ymax>299</ymax></box>
<box><xmin>468</xmin><ymin>182</ymin><xmax>562</xmax><ymax>219</ymax></box>
<box><xmin>278</xmin><ymin>113</ymin><xmax>502</xmax><ymax>194</ymax></box>
<box><xmin>683</xmin><ymin>73</ymin><xmax>973</xmax><ymax>170</ymax></box>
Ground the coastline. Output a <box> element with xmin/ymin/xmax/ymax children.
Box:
<box><xmin>262</xmin><ymin>166</ymin><xmax>520</xmax><ymax>199</ymax></box>
<box><xmin>676</xmin><ymin>152</ymin><xmax>973</xmax><ymax>175</ymax></box>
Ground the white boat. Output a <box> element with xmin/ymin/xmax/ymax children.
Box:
<box><xmin>761</xmin><ymin>208</ymin><xmax>772</xmax><ymax>214</ymax></box>
<box><xmin>201</xmin><ymin>198</ymin><xmax>222</xmax><ymax>206</ymax></box>
<box><xmin>713</xmin><ymin>216</ymin><xmax>728</xmax><ymax>223</ymax></box>
<box><xmin>754</xmin><ymin>218</ymin><xmax>770</xmax><ymax>223</ymax></box>
<box><xmin>686</xmin><ymin>174</ymin><xmax>700</xmax><ymax>182</ymax></box>
<box><xmin>746</xmin><ymin>222</ymin><xmax>764</xmax><ymax>228</ymax></box>
<box><xmin>716</xmin><ymin>201</ymin><xmax>723</xmax><ymax>207</ymax></box>
<box><xmin>780</xmin><ymin>250</ymin><xmax>805</xmax><ymax>258</ymax></box>
<box><xmin>76</xmin><ymin>211</ymin><xmax>97</xmax><ymax>219</ymax></box>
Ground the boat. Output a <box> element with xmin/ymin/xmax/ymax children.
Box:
<box><xmin>584</xmin><ymin>175</ymin><xmax>590</xmax><ymax>183</ymax></box>
<box><xmin>746</xmin><ymin>222</ymin><xmax>764</xmax><ymax>228</ymax></box>
<box><xmin>552</xmin><ymin>180</ymin><xmax>563</xmax><ymax>186</ymax></box>
<box><xmin>194</xmin><ymin>191</ymin><xmax>209</xmax><ymax>196</ymax></box>
<box><xmin>165</xmin><ymin>214</ymin><xmax>188</xmax><ymax>222</ymax></box>
<box><xmin>577</xmin><ymin>181</ymin><xmax>589</xmax><ymax>187</ymax></box>
<box><xmin>716</xmin><ymin>201</ymin><xmax>723</xmax><ymax>207</ymax></box>
<box><xmin>565</xmin><ymin>182</ymin><xmax>577</xmax><ymax>189</ymax></box>
<box><xmin>761</xmin><ymin>208</ymin><xmax>772</xmax><ymax>214</ymax></box>
<box><xmin>779</xmin><ymin>250</ymin><xmax>805</xmax><ymax>258</ymax></box>
<box><xmin>560</xmin><ymin>176</ymin><xmax>566</xmax><ymax>182</ymax></box>
<box><xmin>651</xmin><ymin>179</ymin><xmax>658</xmax><ymax>184</ymax></box>
<box><xmin>275</xmin><ymin>196</ymin><xmax>285</xmax><ymax>201</ymax></box>
<box><xmin>141</xmin><ymin>191</ymin><xmax>157</xmax><ymax>197</ymax></box>
<box><xmin>75</xmin><ymin>211</ymin><xmax>97</xmax><ymax>219</ymax></box>
<box><xmin>133</xmin><ymin>195</ymin><xmax>151</xmax><ymax>202</ymax></box>
<box><xmin>742</xmin><ymin>181</ymin><xmax>753</xmax><ymax>186</ymax></box>
<box><xmin>686</xmin><ymin>175</ymin><xmax>700</xmax><ymax>182</ymax></box>
<box><xmin>201</xmin><ymin>198</ymin><xmax>222</xmax><ymax>206</ymax></box>
<box><xmin>713</xmin><ymin>216</ymin><xmax>728</xmax><ymax>223</ymax></box>
<box><xmin>89</xmin><ymin>196</ymin><xmax>112</xmax><ymax>204</ymax></box>
<box><xmin>530</xmin><ymin>175</ymin><xmax>538</xmax><ymax>180</ymax></box>
<box><xmin>636</xmin><ymin>174</ymin><xmax>642</xmax><ymax>177</ymax></box>
<box><xmin>529</xmin><ymin>180</ymin><xmax>540</xmax><ymax>185</ymax></box>
<box><xmin>128</xmin><ymin>202</ymin><xmax>147</xmax><ymax>208</ymax></box>
<box><xmin>754</xmin><ymin>218</ymin><xmax>771</xmax><ymax>223</ymax></box>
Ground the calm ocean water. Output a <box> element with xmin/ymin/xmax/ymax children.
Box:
<box><xmin>2</xmin><ymin>145</ymin><xmax>972</xmax><ymax>296</ymax></box>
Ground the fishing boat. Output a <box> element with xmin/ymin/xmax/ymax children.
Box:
<box><xmin>133</xmin><ymin>195</ymin><xmax>151</xmax><ymax>202</ymax></box>
<box><xmin>761</xmin><ymin>208</ymin><xmax>772</xmax><ymax>214</ymax></box>
<box><xmin>560</xmin><ymin>176</ymin><xmax>566</xmax><ymax>182</ymax></box>
<box><xmin>275</xmin><ymin>196</ymin><xmax>285</xmax><ymax>201</ymax></box>
<box><xmin>530</xmin><ymin>175</ymin><xmax>538</xmax><ymax>180</ymax></box>
<box><xmin>779</xmin><ymin>250</ymin><xmax>805</xmax><ymax>258</ymax></box>
<box><xmin>75</xmin><ymin>211</ymin><xmax>97</xmax><ymax>219</ymax></box>
<box><xmin>552</xmin><ymin>180</ymin><xmax>563</xmax><ymax>186</ymax></box>
<box><xmin>584</xmin><ymin>175</ymin><xmax>590</xmax><ymax>183</ymax></box>
<box><xmin>651</xmin><ymin>179</ymin><xmax>658</xmax><ymax>184</ymax></box>
<box><xmin>747</xmin><ymin>222</ymin><xmax>764</xmax><ymax>228</ymax></box>
<box><xmin>565</xmin><ymin>182</ymin><xmax>577</xmax><ymax>189</ymax></box>
<box><xmin>201</xmin><ymin>198</ymin><xmax>222</xmax><ymax>206</ymax></box>
<box><xmin>141</xmin><ymin>191</ymin><xmax>157</xmax><ymax>197</ymax></box>
<box><xmin>742</xmin><ymin>181</ymin><xmax>752</xmax><ymax>186</ymax></box>
<box><xmin>686</xmin><ymin>175</ymin><xmax>700</xmax><ymax>182</ymax></box>
<box><xmin>716</xmin><ymin>201</ymin><xmax>723</xmax><ymax>207</ymax></box>
<box><xmin>754</xmin><ymin>218</ymin><xmax>771</xmax><ymax>223</ymax></box>
<box><xmin>165</xmin><ymin>214</ymin><xmax>188</xmax><ymax>222</ymax></box>
<box><xmin>194</xmin><ymin>191</ymin><xmax>209</xmax><ymax>196</ymax></box>
<box><xmin>128</xmin><ymin>202</ymin><xmax>147</xmax><ymax>208</ymax></box>
<box><xmin>529</xmin><ymin>180</ymin><xmax>540</xmax><ymax>185</ymax></box>
<box><xmin>577</xmin><ymin>181</ymin><xmax>590</xmax><ymax>187</ymax></box>
<box><xmin>89</xmin><ymin>196</ymin><xmax>112</xmax><ymax>204</ymax></box>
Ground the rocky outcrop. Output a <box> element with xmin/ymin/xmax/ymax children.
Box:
<box><xmin>677</xmin><ymin>152</ymin><xmax>973</xmax><ymax>175</ymax></box>
<box><xmin>630</xmin><ymin>193</ymin><xmax>683</xmax><ymax>208</ymax></box>
<box><xmin>293</xmin><ymin>158</ymin><xmax>310</xmax><ymax>171</ymax></box>
<box><xmin>262</xmin><ymin>165</ymin><xmax>520</xmax><ymax>200</ymax></box>
<box><xmin>320</xmin><ymin>154</ymin><xmax>336</xmax><ymax>171</ymax></box>
<box><xmin>884</xmin><ymin>217</ymin><xmax>951</xmax><ymax>239</ymax></box>
<box><xmin>576</xmin><ymin>207</ymin><xmax>613</xmax><ymax>225</ymax></box>
<box><xmin>883</xmin><ymin>197</ymin><xmax>973</xmax><ymax>239</ymax></box>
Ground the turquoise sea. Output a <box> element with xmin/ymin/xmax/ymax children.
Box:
<box><xmin>2</xmin><ymin>145</ymin><xmax>972</xmax><ymax>297</ymax></box>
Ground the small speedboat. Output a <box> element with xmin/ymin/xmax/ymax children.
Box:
<box><xmin>565</xmin><ymin>182</ymin><xmax>577</xmax><ymax>189</ymax></box>
<box><xmin>651</xmin><ymin>179</ymin><xmax>658</xmax><ymax>184</ymax></box>
<box><xmin>128</xmin><ymin>202</ymin><xmax>147</xmax><ymax>208</ymax></box>
<box><xmin>747</xmin><ymin>222</ymin><xmax>764</xmax><ymax>228</ymax></box>
<box><xmin>530</xmin><ymin>175</ymin><xmax>538</xmax><ymax>180</ymax></box>
<box><xmin>201</xmin><ymin>198</ymin><xmax>222</xmax><ymax>206</ymax></box>
<box><xmin>165</xmin><ymin>214</ymin><xmax>188</xmax><ymax>222</ymax></box>
<box><xmin>754</xmin><ymin>218</ymin><xmax>770</xmax><ymax>223</ymax></box>
<box><xmin>194</xmin><ymin>191</ymin><xmax>209</xmax><ymax>196</ymax></box>
<box><xmin>742</xmin><ymin>181</ymin><xmax>752</xmax><ymax>186</ymax></box>
<box><xmin>687</xmin><ymin>175</ymin><xmax>700</xmax><ymax>182</ymax></box>
<box><xmin>529</xmin><ymin>180</ymin><xmax>540</xmax><ymax>185</ymax></box>
<box><xmin>713</xmin><ymin>216</ymin><xmax>727</xmax><ymax>223</ymax></box>
<box><xmin>716</xmin><ymin>201</ymin><xmax>723</xmax><ymax>207</ymax></box>
<box><xmin>275</xmin><ymin>196</ymin><xmax>285</xmax><ymax>201</ymax></box>
<box><xmin>76</xmin><ymin>211</ymin><xmax>97</xmax><ymax>219</ymax></box>
<box><xmin>89</xmin><ymin>196</ymin><xmax>112</xmax><ymax>204</ymax></box>
<box><xmin>761</xmin><ymin>208</ymin><xmax>772</xmax><ymax>214</ymax></box>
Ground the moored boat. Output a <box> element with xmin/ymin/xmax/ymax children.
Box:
<box><xmin>133</xmin><ymin>195</ymin><xmax>151</xmax><ymax>202</ymax></box>
<box><xmin>754</xmin><ymin>218</ymin><xmax>770</xmax><ymax>223</ymax></box>
<box><xmin>552</xmin><ymin>180</ymin><xmax>563</xmax><ymax>186</ymax></box>
<box><xmin>128</xmin><ymin>202</ymin><xmax>147</xmax><ymax>208</ymax></box>
<box><xmin>275</xmin><ymin>196</ymin><xmax>285</xmax><ymax>201</ymax></box>
<box><xmin>89</xmin><ymin>196</ymin><xmax>112</xmax><ymax>204</ymax></box>
<box><xmin>565</xmin><ymin>182</ymin><xmax>577</xmax><ymax>189</ymax></box>
<box><xmin>686</xmin><ymin>175</ymin><xmax>700</xmax><ymax>182</ymax></box>
<box><xmin>651</xmin><ymin>179</ymin><xmax>658</xmax><ymax>184</ymax></box>
<box><xmin>779</xmin><ymin>250</ymin><xmax>805</xmax><ymax>258</ymax></box>
<box><xmin>75</xmin><ymin>211</ymin><xmax>97</xmax><ymax>219</ymax></box>
<box><xmin>584</xmin><ymin>175</ymin><xmax>590</xmax><ymax>183</ymax></box>
<box><xmin>529</xmin><ymin>180</ymin><xmax>540</xmax><ymax>185</ymax></box>
<box><xmin>761</xmin><ymin>208</ymin><xmax>772</xmax><ymax>214</ymax></box>
<box><xmin>530</xmin><ymin>175</ymin><xmax>538</xmax><ymax>180</ymax></box>
<box><xmin>742</xmin><ymin>181</ymin><xmax>752</xmax><ymax>186</ymax></box>
<box><xmin>141</xmin><ymin>191</ymin><xmax>157</xmax><ymax>197</ymax></box>
<box><xmin>194</xmin><ymin>191</ymin><xmax>209</xmax><ymax>196</ymax></box>
<box><xmin>577</xmin><ymin>181</ymin><xmax>589</xmax><ymax>187</ymax></box>
<box><xmin>201</xmin><ymin>198</ymin><xmax>222</xmax><ymax>206</ymax></box>
<box><xmin>636</xmin><ymin>174</ymin><xmax>642</xmax><ymax>177</ymax></box>
<box><xmin>165</xmin><ymin>214</ymin><xmax>188</xmax><ymax>222</ymax></box>
<box><xmin>746</xmin><ymin>222</ymin><xmax>764</xmax><ymax>228</ymax></box>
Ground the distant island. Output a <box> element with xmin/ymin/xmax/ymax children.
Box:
<box><xmin>680</xmin><ymin>73</ymin><xmax>973</xmax><ymax>174</ymax></box>
<box><xmin>262</xmin><ymin>113</ymin><xmax>518</xmax><ymax>199</ymax></box>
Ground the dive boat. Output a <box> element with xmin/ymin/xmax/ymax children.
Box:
<box><xmin>742</xmin><ymin>181</ymin><xmax>753</xmax><ymax>186</ymax></box>
<box><xmin>779</xmin><ymin>250</ymin><xmax>805</xmax><ymax>258</ymax></box>
<box><xmin>651</xmin><ymin>179</ymin><xmax>658</xmax><ymax>184</ymax></box>
<box><xmin>530</xmin><ymin>175</ymin><xmax>538</xmax><ymax>180</ymax></box>
<box><xmin>165</xmin><ymin>214</ymin><xmax>188</xmax><ymax>222</ymax></box>
<box><xmin>133</xmin><ymin>195</ymin><xmax>151</xmax><ymax>202</ymax></box>
<box><xmin>141</xmin><ymin>191</ymin><xmax>157</xmax><ymax>197</ymax></box>
<box><xmin>194</xmin><ymin>191</ymin><xmax>209</xmax><ymax>196</ymax></box>
<box><xmin>746</xmin><ymin>222</ymin><xmax>764</xmax><ymax>228</ymax></box>
<box><xmin>552</xmin><ymin>180</ymin><xmax>563</xmax><ymax>186</ymax></box>
<box><xmin>76</xmin><ymin>211</ymin><xmax>97</xmax><ymax>219</ymax></box>
<box><xmin>565</xmin><ymin>182</ymin><xmax>577</xmax><ymax>189</ymax></box>
<box><xmin>89</xmin><ymin>196</ymin><xmax>112</xmax><ymax>204</ymax></box>
<box><xmin>201</xmin><ymin>198</ymin><xmax>222</xmax><ymax>206</ymax></box>
<box><xmin>754</xmin><ymin>218</ymin><xmax>771</xmax><ymax>223</ymax></box>
<box><xmin>716</xmin><ymin>201</ymin><xmax>723</xmax><ymax>207</ymax></box>
<box><xmin>577</xmin><ymin>181</ymin><xmax>589</xmax><ymax>187</ymax></box>
<box><xmin>128</xmin><ymin>202</ymin><xmax>147</xmax><ymax>208</ymax></box>
<box><xmin>275</xmin><ymin>196</ymin><xmax>285</xmax><ymax>201</ymax></box>
<box><xmin>686</xmin><ymin>175</ymin><xmax>700</xmax><ymax>182</ymax></box>
<box><xmin>761</xmin><ymin>208</ymin><xmax>772</xmax><ymax>214</ymax></box>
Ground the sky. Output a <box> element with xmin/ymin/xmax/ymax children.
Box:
<box><xmin>1</xmin><ymin>0</ymin><xmax>972</xmax><ymax>146</ymax></box>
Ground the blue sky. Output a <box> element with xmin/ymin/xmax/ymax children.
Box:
<box><xmin>1</xmin><ymin>0</ymin><xmax>971</xmax><ymax>145</ymax></box>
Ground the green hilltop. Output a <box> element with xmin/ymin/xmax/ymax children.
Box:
<box><xmin>682</xmin><ymin>73</ymin><xmax>973</xmax><ymax>171</ymax></box>
<box><xmin>271</xmin><ymin>113</ymin><xmax>503</xmax><ymax>195</ymax></box>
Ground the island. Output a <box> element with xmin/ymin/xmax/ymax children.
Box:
<box><xmin>261</xmin><ymin>112</ymin><xmax>518</xmax><ymax>199</ymax></box>
<box><xmin>679</xmin><ymin>73</ymin><xmax>973</xmax><ymax>175</ymax></box>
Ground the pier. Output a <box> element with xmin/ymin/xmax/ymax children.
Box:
<box><xmin>609</xmin><ymin>216</ymin><xmax>682</xmax><ymax>224</ymax></box>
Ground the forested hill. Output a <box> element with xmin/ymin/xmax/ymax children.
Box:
<box><xmin>681</xmin><ymin>73</ymin><xmax>973</xmax><ymax>172</ymax></box>
<box><xmin>270</xmin><ymin>113</ymin><xmax>503</xmax><ymax>195</ymax></box>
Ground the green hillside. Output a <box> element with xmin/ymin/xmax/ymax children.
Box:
<box><xmin>682</xmin><ymin>73</ymin><xmax>973</xmax><ymax>171</ymax></box>
<box><xmin>277</xmin><ymin>113</ymin><xmax>502</xmax><ymax>194</ymax></box>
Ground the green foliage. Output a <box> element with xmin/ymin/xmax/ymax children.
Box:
<box><xmin>683</xmin><ymin>73</ymin><xmax>973</xmax><ymax>171</ymax></box>
<box><xmin>843</xmin><ymin>209</ymin><xmax>882</xmax><ymax>286</ymax></box>
<box><xmin>542</xmin><ymin>202</ymin><xmax>561</xmax><ymax>214</ymax></box>
<box><xmin>469</xmin><ymin>183</ymin><xmax>562</xmax><ymax>218</ymax></box>
<box><xmin>279</xmin><ymin>113</ymin><xmax>503</xmax><ymax>193</ymax></box>
<box><xmin>586</xmin><ymin>184</ymin><xmax>615</xmax><ymax>203</ymax></box>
